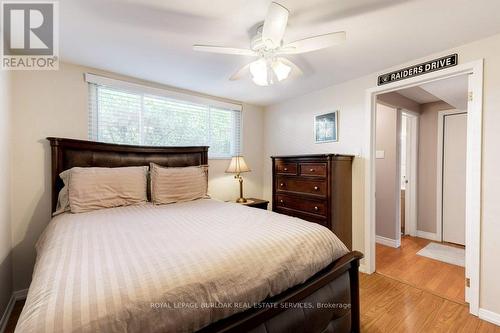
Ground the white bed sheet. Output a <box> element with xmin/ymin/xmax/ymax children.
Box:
<box><xmin>16</xmin><ymin>199</ymin><xmax>348</xmax><ymax>333</ymax></box>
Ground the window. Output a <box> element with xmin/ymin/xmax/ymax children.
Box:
<box><xmin>86</xmin><ymin>74</ymin><xmax>242</xmax><ymax>158</ymax></box>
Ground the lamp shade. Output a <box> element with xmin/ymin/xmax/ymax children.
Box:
<box><xmin>225</xmin><ymin>156</ymin><xmax>251</xmax><ymax>174</ymax></box>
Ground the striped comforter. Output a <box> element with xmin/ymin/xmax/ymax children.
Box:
<box><xmin>16</xmin><ymin>199</ymin><xmax>348</xmax><ymax>333</ymax></box>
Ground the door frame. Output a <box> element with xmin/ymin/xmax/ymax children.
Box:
<box><xmin>402</xmin><ymin>110</ymin><xmax>419</xmax><ymax>237</ymax></box>
<box><xmin>436</xmin><ymin>109</ymin><xmax>467</xmax><ymax>243</ymax></box>
<box><xmin>364</xmin><ymin>59</ymin><xmax>483</xmax><ymax>315</ymax></box>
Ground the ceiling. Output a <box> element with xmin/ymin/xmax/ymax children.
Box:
<box><xmin>419</xmin><ymin>75</ymin><xmax>469</xmax><ymax>110</ymax></box>
<box><xmin>397</xmin><ymin>87</ymin><xmax>441</xmax><ymax>104</ymax></box>
<box><xmin>395</xmin><ymin>74</ymin><xmax>469</xmax><ymax>109</ymax></box>
<box><xmin>60</xmin><ymin>0</ymin><xmax>500</xmax><ymax>106</ymax></box>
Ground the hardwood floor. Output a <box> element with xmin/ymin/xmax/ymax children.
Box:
<box><xmin>360</xmin><ymin>273</ymin><xmax>499</xmax><ymax>332</ymax></box>
<box><xmin>376</xmin><ymin>235</ymin><xmax>465</xmax><ymax>304</ymax></box>
<box><xmin>5</xmin><ymin>274</ymin><xmax>499</xmax><ymax>333</ymax></box>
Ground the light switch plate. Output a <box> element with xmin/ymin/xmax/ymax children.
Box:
<box><xmin>376</xmin><ymin>150</ymin><xmax>385</xmax><ymax>159</ymax></box>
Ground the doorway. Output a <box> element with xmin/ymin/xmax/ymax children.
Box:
<box><xmin>365</xmin><ymin>59</ymin><xmax>483</xmax><ymax>315</ymax></box>
<box><xmin>375</xmin><ymin>82</ymin><xmax>467</xmax><ymax>304</ymax></box>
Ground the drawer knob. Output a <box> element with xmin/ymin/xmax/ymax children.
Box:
<box><xmin>309</xmin><ymin>168</ymin><xmax>315</xmax><ymax>172</ymax></box>
<box><xmin>280</xmin><ymin>183</ymin><xmax>284</xmax><ymax>187</ymax></box>
<box><xmin>280</xmin><ymin>199</ymin><xmax>284</xmax><ymax>204</ymax></box>
<box><xmin>284</xmin><ymin>168</ymin><xmax>288</xmax><ymax>171</ymax></box>
<box><xmin>314</xmin><ymin>186</ymin><xmax>319</xmax><ymax>191</ymax></box>
<box><xmin>314</xmin><ymin>206</ymin><xmax>319</xmax><ymax>211</ymax></box>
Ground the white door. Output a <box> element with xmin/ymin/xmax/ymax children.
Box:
<box><xmin>442</xmin><ymin>113</ymin><xmax>467</xmax><ymax>245</ymax></box>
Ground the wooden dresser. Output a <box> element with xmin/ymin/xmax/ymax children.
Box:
<box><xmin>271</xmin><ymin>154</ymin><xmax>354</xmax><ymax>249</ymax></box>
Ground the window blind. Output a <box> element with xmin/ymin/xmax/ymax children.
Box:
<box><xmin>87</xmin><ymin>74</ymin><xmax>242</xmax><ymax>158</ymax></box>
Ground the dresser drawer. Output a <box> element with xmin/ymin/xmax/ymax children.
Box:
<box><xmin>299</xmin><ymin>163</ymin><xmax>327</xmax><ymax>177</ymax></box>
<box><xmin>274</xmin><ymin>207</ymin><xmax>329</xmax><ymax>228</ymax></box>
<box><xmin>276</xmin><ymin>176</ymin><xmax>327</xmax><ymax>196</ymax></box>
<box><xmin>276</xmin><ymin>195</ymin><xmax>327</xmax><ymax>216</ymax></box>
<box><xmin>275</xmin><ymin>162</ymin><xmax>297</xmax><ymax>175</ymax></box>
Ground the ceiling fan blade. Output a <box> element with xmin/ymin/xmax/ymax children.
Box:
<box><xmin>193</xmin><ymin>45</ymin><xmax>256</xmax><ymax>56</ymax></box>
<box><xmin>229</xmin><ymin>63</ymin><xmax>252</xmax><ymax>81</ymax></box>
<box><xmin>279</xmin><ymin>31</ymin><xmax>346</xmax><ymax>54</ymax></box>
<box><xmin>262</xmin><ymin>2</ymin><xmax>289</xmax><ymax>48</ymax></box>
<box><xmin>277</xmin><ymin>57</ymin><xmax>303</xmax><ymax>76</ymax></box>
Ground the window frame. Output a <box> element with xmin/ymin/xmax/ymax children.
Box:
<box><xmin>85</xmin><ymin>73</ymin><xmax>243</xmax><ymax>159</ymax></box>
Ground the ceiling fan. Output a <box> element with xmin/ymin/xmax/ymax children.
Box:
<box><xmin>193</xmin><ymin>2</ymin><xmax>346</xmax><ymax>86</ymax></box>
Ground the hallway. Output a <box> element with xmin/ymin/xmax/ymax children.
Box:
<box><xmin>376</xmin><ymin>236</ymin><xmax>465</xmax><ymax>304</ymax></box>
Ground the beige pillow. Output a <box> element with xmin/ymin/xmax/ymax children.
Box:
<box><xmin>53</xmin><ymin>169</ymin><xmax>71</xmax><ymax>216</ymax></box>
<box><xmin>150</xmin><ymin>163</ymin><xmax>209</xmax><ymax>205</ymax></box>
<box><xmin>68</xmin><ymin>166</ymin><xmax>148</xmax><ymax>213</ymax></box>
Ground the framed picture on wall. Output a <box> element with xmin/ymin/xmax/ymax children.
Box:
<box><xmin>315</xmin><ymin>111</ymin><xmax>338</xmax><ymax>143</ymax></box>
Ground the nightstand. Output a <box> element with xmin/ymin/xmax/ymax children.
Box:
<box><xmin>233</xmin><ymin>198</ymin><xmax>269</xmax><ymax>210</ymax></box>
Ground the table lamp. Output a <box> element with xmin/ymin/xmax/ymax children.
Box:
<box><xmin>225</xmin><ymin>156</ymin><xmax>251</xmax><ymax>203</ymax></box>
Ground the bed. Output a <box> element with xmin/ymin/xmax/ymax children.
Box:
<box><xmin>16</xmin><ymin>137</ymin><xmax>363</xmax><ymax>333</ymax></box>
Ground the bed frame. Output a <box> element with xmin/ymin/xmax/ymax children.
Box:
<box><xmin>48</xmin><ymin>137</ymin><xmax>363</xmax><ymax>333</ymax></box>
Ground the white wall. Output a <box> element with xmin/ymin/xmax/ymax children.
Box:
<box><xmin>375</xmin><ymin>103</ymin><xmax>399</xmax><ymax>240</ymax></box>
<box><xmin>10</xmin><ymin>62</ymin><xmax>264</xmax><ymax>290</ymax></box>
<box><xmin>0</xmin><ymin>70</ymin><xmax>13</xmax><ymax>319</ymax></box>
<box><xmin>264</xmin><ymin>32</ymin><xmax>500</xmax><ymax>315</ymax></box>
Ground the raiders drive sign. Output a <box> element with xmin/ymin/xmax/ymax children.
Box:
<box><xmin>377</xmin><ymin>54</ymin><xmax>458</xmax><ymax>86</ymax></box>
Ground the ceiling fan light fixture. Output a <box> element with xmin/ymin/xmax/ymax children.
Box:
<box><xmin>272</xmin><ymin>59</ymin><xmax>291</xmax><ymax>81</ymax></box>
<box><xmin>193</xmin><ymin>2</ymin><xmax>347</xmax><ymax>86</ymax></box>
<box><xmin>249</xmin><ymin>58</ymin><xmax>292</xmax><ymax>86</ymax></box>
<box><xmin>250</xmin><ymin>58</ymin><xmax>269</xmax><ymax>86</ymax></box>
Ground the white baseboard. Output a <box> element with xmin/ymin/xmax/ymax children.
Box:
<box><xmin>359</xmin><ymin>263</ymin><xmax>368</xmax><ymax>274</ymax></box>
<box><xmin>416</xmin><ymin>230</ymin><xmax>440</xmax><ymax>241</ymax></box>
<box><xmin>376</xmin><ymin>235</ymin><xmax>401</xmax><ymax>248</ymax></box>
<box><xmin>479</xmin><ymin>308</ymin><xmax>500</xmax><ymax>327</ymax></box>
<box><xmin>0</xmin><ymin>289</ymin><xmax>28</xmax><ymax>333</ymax></box>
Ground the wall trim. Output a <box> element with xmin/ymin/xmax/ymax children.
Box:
<box><xmin>376</xmin><ymin>235</ymin><xmax>401</xmax><ymax>248</ymax></box>
<box><xmin>0</xmin><ymin>289</ymin><xmax>28</xmax><ymax>333</ymax></box>
<box><xmin>479</xmin><ymin>308</ymin><xmax>500</xmax><ymax>327</ymax></box>
<box><xmin>359</xmin><ymin>263</ymin><xmax>369</xmax><ymax>274</ymax></box>
<box><xmin>416</xmin><ymin>230</ymin><xmax>440</xmax><ymax>241</ymax></box>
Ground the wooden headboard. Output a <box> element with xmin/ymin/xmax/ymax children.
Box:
<box><xmin>47</xmin><ymin>137</ymin><xmax>209</xmax><ymax>213</ymax></box>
